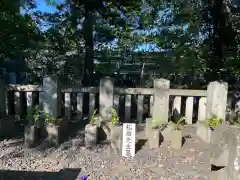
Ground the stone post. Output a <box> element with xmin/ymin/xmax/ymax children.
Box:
<box><xmin>152</xmin><ymin>78</ymin><xmax>170</xmax><ymax>123</ymax></box>
<box><xmin>227</xmin><ymin>128</ymin><xmax>240</xmax><ymax>180</ymax></box>
<box><xmin>206</xmin><ymin>81</ymin><xmax>228</xmax><ymax>121</ymax></box>
<box><xmin>40</xmin><ymin>75</ymin><xmax>62</xmax><ymax>118</ymax></box>
<box><xmin>99</xmin><ymin>77</ymin><xmax>114</xmax><ymax>123</ymax></box>
<box><xmin>148</xmin><ymin>78</ymin><xmax>170</xmax><ymax>149</ymax></box>
<box><xmin>197</xmin><ymin>81</ymin><xmax>227</xmax><ymax>143</ymax></box>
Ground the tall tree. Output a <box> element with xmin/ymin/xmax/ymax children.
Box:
<box><xmin>0</xmin><ymin>0</ymin><xmax>40</xmax><ymax>67</ymax></box>
<box><xmin>203</xmin><ymin>0</ymin><xmax>238</xmax><ymax>81</ymax></box>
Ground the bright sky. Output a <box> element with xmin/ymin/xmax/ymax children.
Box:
<box><xmin>36</xmin><ymin>0</ymin><xmax>63</xmax><ymax>13</ymax></box>
<box><xmin>34</xmin><ymin>0</ymin><xmax>161</xmax><ymax>52</ymax></box>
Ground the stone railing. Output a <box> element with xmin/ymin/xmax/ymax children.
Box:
<box><xmin>0</xmin><ymin>75</ymin><xmax>228</xmax><ymax>124</ymax></box>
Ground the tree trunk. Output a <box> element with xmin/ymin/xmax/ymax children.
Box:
<box><xmin>82</xmin><ymin>7</ymin><xmax>94</xmax><ymax>86</ymax></box>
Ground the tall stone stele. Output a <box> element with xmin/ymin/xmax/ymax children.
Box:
<box><xmin>148</xmin><ymin>78</ymin><xmax>170</xmax><ymax>149</ymax></box>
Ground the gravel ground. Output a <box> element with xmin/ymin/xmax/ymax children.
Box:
<box><xmin>0</xmin><ymin>125</ymin><xmax>212</xmax><ymax>180</ymax></box>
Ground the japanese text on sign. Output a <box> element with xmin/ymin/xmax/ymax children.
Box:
<box><xmin>122</xmin><ymin>123</ymin><xmax>136</xmax><ymax>158</ymax></box>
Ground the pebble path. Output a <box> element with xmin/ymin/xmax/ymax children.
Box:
<box><xmin>0</xmin><ymin>127</ymin><xmax>212</xmax><ymax>180</ymax></box>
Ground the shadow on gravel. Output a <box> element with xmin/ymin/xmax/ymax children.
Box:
<box><xmin>135</xmin><ymin>139</ymin><xmax>147</xmax><ymax>153</ymax></box>
<box><xmin>0</xmin><ymin>168</ymin><xmax>81</xmax><ymax>180</ymax></box>
<box><xmin>68</xmin><ymin>121</ymin><xmax>86</xmax><ymax>139</ymax></box>
<box><xmin>34</xmin><ymin>121</ymin><xmax>86</xmax><ymax>152</ymax></box>
<box><xmin>211</xmin><ymin>164</ymin><xmax>225</xmax><ymax>171</ymax></box>
<box><xmin>0</xmin><ymin>121</ymin><xmax>25</xmax><ymax>141</ymax></box>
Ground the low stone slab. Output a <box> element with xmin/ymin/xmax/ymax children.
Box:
<box><xmin>46</xmin><ymin>118</ymin><xmax>68</xmax><ymax>146</ymax></box>
<box><xmin>210</xmin><ymin>124</ymin><xmax>231</xmax><ymax>167</ymax></box>
<box><xmin>161</xmin><ymin>122</ymin><xmax>175</xmax><ymax>141</ymax></box>
<box><xmin>170</xmin><ymin>130</ymin><xmax>182</xmax><ymax>149</ymax></box>
<box><xmin>145</xmin><ymin>118</ymin><xmax>152</xmax><ymax>137</ymax></box>
<box><xmin>148</xmin><ymin>129</ymin><xmax>160</xmax><ymax>149</ymax></box>
<box><xmin>211</xmin><ymin>168</ymin><xmax>228</xmax><ymax>180</ymax></box>
<box><xmin>85</xmin><ymin>124</ymin><xmax>97</xmax><ymax>148</ymax></box>
<box><xmin>196</xmin><ymin>122</ymin><xmax>211</xmax><ymax>143</ymax></box>
<box><xmin>24</xmin><ymin>125</ymin><xmax>39</xmax><ymax>148</ymax></box>
<box><xmin>111</xmin><ymin>125</ymin><xmax>123</xmax><ymax>153</ymax></box>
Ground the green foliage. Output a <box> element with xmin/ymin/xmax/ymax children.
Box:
<box><xmin>152</xmin><ymin>119</ymin><xmax>167</xmax><ymax>130</ymax></box>
<box><xmin>173</xmin><ymin>116</ymin><xmax>186</xmax><ymax>130</ymax></box>
<box><xmin>1</xmin><ymin>0</ymin><xmax>240</xmax><ymax>88</ymax></box>
<box><xmin>0</xmin><ymin>0</ymin><xmax>40</xmax><ymax>63</ymax></box>
<box><xmin>26</xmin><ymin>105</ymin><xmax>40</xmax><ymax>125</ymax></box>
<box><xmin>90</xmin><ymin>108</ymin><xmax>119</xmax><ymax>125</ymax></box>
<box><xmin>207</xmin><ymin>115</ymin><xmax>223</xmax><ymax>130</ymax></box>
<box><xmin>45</xmin><ymin>114</ymin><xmax>58</xmax><ymax>125</ymax></box>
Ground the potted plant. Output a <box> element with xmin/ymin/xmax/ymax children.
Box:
<box><xmin>24</xmin><ymin>105</ymin><xmax>40</xmax><ymax>148</ymax></box>
<box><xmin>148</xmin><ymin>119</ymin><xmax>167</xmax><ymax>149</ymax></box>
<box><xmin>170</xmin><ymin>116</ymin><xmax>186</xmax><ymax>149</ymax></box>
<box><xmin>45</xmin><ymin>114</ymin><xmax>68</xmax><ymax>146</ymax></box>
<box><xmin>197</xmin><ymin>115</ymin><xmax>223</xmax><ymax>143</ymax></box>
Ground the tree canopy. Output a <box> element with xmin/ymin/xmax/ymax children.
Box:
<box><xmin>0</xmin><ymin>0</ymin><xmax>239</xmax><ymax>88</ymax></box>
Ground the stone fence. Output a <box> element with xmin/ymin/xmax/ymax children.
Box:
<box><xmin>0</xmin><ymin>75</ymin><xmax>228</xmax><ymax>124</ymax></box>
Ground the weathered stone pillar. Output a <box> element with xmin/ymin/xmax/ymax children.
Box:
<box><xmin>152</xmin><ymin>78</ymin><xmax>170</xmax><ymax>123</ymax></box>
<box><xmin>206</xmin><ymin>81</ymin><xmax>228</xmax><ymax>121</ymax></box>
<box><xmin>40</xmin><ymin>75</ymin><xmax>62</xmax><ymax>117</ymax></box>
<box><xmin>99</xmin><ymin>77</ymin><xmax>114</xmax><ymax>122</ymax></box>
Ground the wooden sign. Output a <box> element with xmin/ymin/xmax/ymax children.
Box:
<box><xmin>122</xmin><ymin>123</ymin><xmax>136</xmax><ymax>157</ymax></box>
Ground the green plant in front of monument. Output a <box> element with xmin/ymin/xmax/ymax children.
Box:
<box><xmin>151</xmin><ymin>119</ymin><xmax>168</xmax><ymax>130</ymax></box>
<box><xmin>207</xmin><ymin>115</ymin><xmax>223</xmax><ymax>130</ymax></box>
<box><xmin>172</xmin><ymin>116</ymin><xmax>186</xmax><ymax>130</ymax></box>
<box><xmin>26</xmin><ymin>105</ymin><xmax>40</xmax><ymax>125</ymax></box>
<box><xmin>25</xmin><ymin>105</ymin><xmax>41</xmax><ymax>147</ymax></box>
<box><xmin>90</xmin><ymin>108</ymin><xmax>120</xmax><ymax>152</ymax></box>
<box><xmin>170</xmin><ymin>116</ymin><xmax>186</xmax><ymax>149</ymax></box>
<box><xmin>45</xmin><ymin>114</ymin><xmax>59</xmax><ymax>125</ymax></box>
<box><xmin>90</xmin><ymin>108</ymin><xmax>119</xmax><ymax>126</ymax></box>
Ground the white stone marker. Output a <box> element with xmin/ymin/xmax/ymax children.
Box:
<box><xmin>122</xmin><ymin>123</ymin><xmax>136</xmax><ymax>158</ymax></box>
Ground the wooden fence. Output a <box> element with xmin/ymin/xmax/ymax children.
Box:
<box><xmin>0</xmin><ymin>75</ymin><xmax>228</xmax><ymax>124</ymax></box>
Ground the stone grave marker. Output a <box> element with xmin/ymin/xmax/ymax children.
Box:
<box><xmin>122</xmin><ymin>123</ymin><xmax>136</xmax><ymax>158</ymax></box>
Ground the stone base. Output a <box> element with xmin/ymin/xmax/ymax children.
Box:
<box><xmin>211</xmin><ymin>147</ymin><xmax>229</xmax><ymax>167</ymax></box>
<box><xmin>145</xmin><ymin>118</ymin><xmax>152</xmax><ymax>137</ymax></box>
<box><xmin>24</xmin><ymin>125</ymin><xmax>39</xmax><ymax>148</ymax></box>
<box><xmin>211</xmin><ymin>167</ymin><xmax>228</xmax><ymax>180</ymax></box>
<box><xmin>85</xmin><ymin>124</ymin><xmax>97</xmax><ymax>148</ymax></box>
<box><xmin>196</xmin><ymin>122</ymin><xmax>211</xmax><ymax>143</ymax></box>
<box><xmin>170</xmin><ymin>130</ymin><xmax>182</xmax><ymax>149</ymax></box>
<box><xmin>46</xmin><ymin>118</ymin><xmax>68</xmax><ymax>146</ymax></box>
<box><xmin>162</xmin><ymin>122</ymin><xmax>175</xmax><ymax>141</ymax></box>
<box><xmin>110</xmin><ymin>125</ymin><xmax>123</xmax><ymax>153</ymax></box>
<box><xmin>148</xmin><ymin>129</ymin><xmax>160</xmax><ymax>149</ymax></box>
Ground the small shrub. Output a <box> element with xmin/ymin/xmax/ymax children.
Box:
<box><xmin>90</xmin><ymin>108</ymin><xmax>119</xmax><ymax>125</ymax></box>
<box><xmin>26</xmin><ymin>105</ymin><xmax>40</xmax><ymax>125</ymax></box>
<box><xmin>151</xmin><ymin>119</ymin><xmax>167</xmax><ymax>130</ymax></box>
<box><xmin>45</xmin><ymin>114</ymin><xmax>58</xmax><ymax>125</ymax></box>
<box><xmin>173</xmin><ymin>116</ymin><xmax>186</xmax><ymax>130</ymax></box>
<box><xmin>207</xmin><ymin>115</ymin><xmax>223</xmax><ymax>130</ymax></box>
